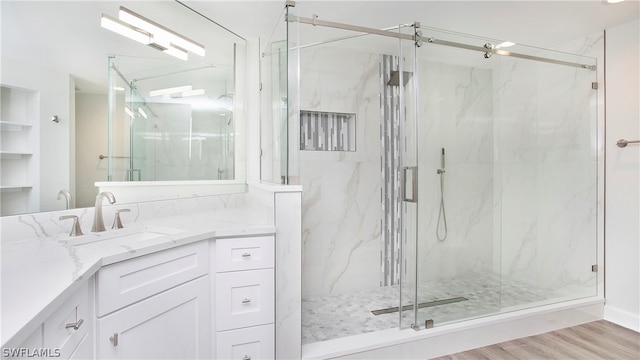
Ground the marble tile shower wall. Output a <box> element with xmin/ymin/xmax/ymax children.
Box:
<box><xmin>497</xmin><ymin>33</ymin><xmax>603</xmax><ymax>298</ymax></box>
<box><xmin>300</xmin><ymin>47</ymin><xmax>382</xmax><ymax>298</ymax></box>
<box><xmin>416</xmin><ymin>62</ymin><xmax>496</xmax><ymax>282</ymax></box>
<box><xmin>298</xmin><ymin>32</ymin><xmax>602</xmax><ymax>302</ymax></box>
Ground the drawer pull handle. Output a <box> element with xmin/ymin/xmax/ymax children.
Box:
<box><xmin>242</xmin><ymin>298</ymin><xmax>251</xmax><ymax>304</ymax></box>
<box><xmin>243</xmin><ymin>356</ymin><xmax>251</xmax><ymax>360</ymax></box>
<box><xmin>241</xmin><ymin>253</ymin><xmax>252</xmax><ymax>258</ymax></box>
<box><xmin>65</xmin><ymin>319</ymin><xmax>84</xmax><ymax>330</ymax></box>
<box><xmin>110</xmin><ymin>333</ymin><xmax>119</xmax><ymax>347</ymax></box>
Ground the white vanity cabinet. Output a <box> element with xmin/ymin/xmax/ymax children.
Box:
<box><xmin>10</xmin><ymin>278</ymin><xmax>95</xmax><ymax>360</ymax></box>
<box><xmin>213</xmin><ymin>235</ymin><xmax>275</xmax><ymax>360</ymax></box>
<box><xmin>95</xmin><ymin>241</ymin><xmax>210</xmax><ymax>359</ymax></box>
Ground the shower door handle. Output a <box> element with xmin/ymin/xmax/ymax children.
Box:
<box><xmin>403</xmin><ymin>167</ymin><xmax>418</xmax><ymax>203</ymax></box>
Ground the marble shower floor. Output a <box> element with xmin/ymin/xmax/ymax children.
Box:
<box><xmin>302</xmin><ymin>274</ymin><xmax>552</xmax><ymax>344</ymax></box>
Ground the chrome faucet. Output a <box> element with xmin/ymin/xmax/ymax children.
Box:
<box><xmin>57</xmin><ymin>189</ymin><xmax>71</xmax><ymax>209</ymax></box>
<box><xmin>91</xmin><ymin>191</ymin><xmax>116</xmax><ymax>232</ymax></box>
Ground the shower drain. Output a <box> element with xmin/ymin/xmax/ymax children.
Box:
<box><xmin>371</xmin><ymin>296</ymin><xmax>468</xmax><ymax>316</ymax></box>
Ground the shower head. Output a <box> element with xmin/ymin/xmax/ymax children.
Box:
<box><xmin>387</xmin><ymin>70</ymin><xmax>413</xmax><ymax>86</ymax></box>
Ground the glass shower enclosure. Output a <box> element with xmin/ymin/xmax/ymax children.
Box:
<box><xmin>261</xmin><ymin>4</ymin><xmax>599</xmax><ymax>343</ymax></box>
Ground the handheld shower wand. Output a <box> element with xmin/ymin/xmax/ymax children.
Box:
<box><xmin>436</xmin><ymin>148</ymin><xmax>448</xmax><ymax>241</ymax></box>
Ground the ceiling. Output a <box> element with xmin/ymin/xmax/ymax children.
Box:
<box><xmin>188</xmin><ymin>0</ymin><xmax>640</xmax><ymax>47</ymax></box>
<box><xmin>2</xmin><ymin>0</ymin><xmax>639</xmax><ymax>94</ymax></box>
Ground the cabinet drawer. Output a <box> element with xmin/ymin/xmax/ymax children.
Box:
<box><xmin>97</xmin><ymin>241</ymin><xmax>208</xmax><ymax>316</ymax></box>
<box><xmin>215</xmin><ymin>236</ymin><xmax>274</xmax><ymax>272</ymax></box>
<box><xmin>43</xmin><ymin>281</ymin><xmax>91</xmax><ymax>359</ymax></box>
<box><xmin>97</xmin><ymin>276</ymin><xmax>209</xmax><ymax>359</ymax></box>
<box><xmin>216</xmin><ymin>269</ymin><xmax>274</xmax><ymax>331</ymax></box>
<box><xmin>216</xmin><ymin>324</ymin><xmax>274</xmax><ymax>360</ymax></box>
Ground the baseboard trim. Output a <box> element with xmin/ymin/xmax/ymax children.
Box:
<box><xmin>604</xmin><ymin>305</ymin><xmax>640</xmax><ymax>332</ymax></box>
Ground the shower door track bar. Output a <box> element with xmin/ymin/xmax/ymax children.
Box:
<box><xmin>293</xmin><ymin>15</ymin><xmax>595</xmax><ymax>70</ymax></box>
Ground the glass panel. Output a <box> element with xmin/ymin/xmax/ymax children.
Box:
<box><xmin>290</xmin><ymin>17</ymin><xmax>412</xmax><ymax>343</ymax></box>
<box><xmin>496</xmin><ymin>51</ymin><xmax>598</xmax><ymax>310</ymax></box>
<box><xmin>412</xmin><ymin>27</ymin><xmax>598</xmax><ymax>328</ymax></box>
<box><xmin>260</xmin><ymin>7</ymin><xmax>289</xmax><ymax>184</ymax></box>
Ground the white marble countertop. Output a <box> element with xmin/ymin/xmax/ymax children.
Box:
<box><xmin>1</xmin><ymin>207</ymin><xmax>275</xmax><ymax>347</ymax></box>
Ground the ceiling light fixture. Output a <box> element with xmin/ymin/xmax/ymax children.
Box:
<box><xmin>101</xmin><ymin>6</ymin><xmax>205</xmax><ymax>60</ymax></box>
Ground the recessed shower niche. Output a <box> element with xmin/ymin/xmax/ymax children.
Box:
<box><xmin>300</xmin><ymin>110</ymin><xmax>356</xmax><ymax>152</ymax></box>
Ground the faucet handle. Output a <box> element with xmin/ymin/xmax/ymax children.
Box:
<box><xmin>59</xmin><ymin>215</ymin><xmax>84</xmax><ymax>237</ymax></box>
<box><xmin>112</xmin><ymin>209</ymin><xmax>131</xmax><ymax>229</ymax></box>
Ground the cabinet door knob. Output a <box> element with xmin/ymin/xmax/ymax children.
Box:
<box><xmin>241</xmin><ymin>252</ymin><xmax>252</xmax><ymax>258</ymax></box>
<box><xmin>242</xmin><ymin>356</ymin><xmax>251</xmax><ymax>360</ymax></box>
<box><xmin>65</xmin><ymin>319</ymin><xmax>84</xmax><ymax>330</ymax></box>
<box><xmin>241</xmin><ymin>298</ymin><xmax>251</xmax><ymax>304</ymax></box>
<box><xmin>110</xmin><ymin>333</ymin><xmax>119</xmax><ymax>347</ymax></box>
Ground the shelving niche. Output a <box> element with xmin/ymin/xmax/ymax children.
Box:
<box><xmin>1</xmin><ymin>85</ymin><xmax>39</xmax><ymax>215</ymax></box>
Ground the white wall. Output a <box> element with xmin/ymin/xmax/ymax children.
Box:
<box><xmin>75</xmin><ymin>93</ymin><xmax>108</xmax><ymax>208</ymax></box>
<box><xmin>604</xmin><ymin>18</ymin><xmax>640</xmax><ymax>332</ymax></box>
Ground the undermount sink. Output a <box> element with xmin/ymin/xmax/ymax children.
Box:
<box><xmin>62</xmin><ymin>224</ymin><xmax>185</xmax><ymax>247</ymax></box>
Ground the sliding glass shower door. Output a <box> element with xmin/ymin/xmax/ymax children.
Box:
<box><xmin>406</xmin><ymin>27</ymin><xmax>599</xmax><ymax>329</ymax></box>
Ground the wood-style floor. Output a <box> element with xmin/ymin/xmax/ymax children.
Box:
<box><xmin>432</xmin><ymin>320</ymin><xmax>640</xmax><ymax>360</ymax></box>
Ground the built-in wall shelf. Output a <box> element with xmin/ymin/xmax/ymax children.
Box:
<box><xmin>300</xmin><ymin>110</ymin><xmax>356</xmax><ymax>151</ymax></box>
<box><xmin>0</xmin><ymin>121</ymin><xmax>32</xmax><ymax>132</ymax></box>
<box><xmin>1</xmin><ymin>85</ymin><xmax>39</xmax><ymax>216</ymax></box>
<box><xmin>0</xmin><ymin>185</ymin><xmax>33</xmax><ymax>192</ymax></box>
<box><xmin>1</xmin><ymin>151</ymin><xmax>33</xmax><ymax>159</ymax></box>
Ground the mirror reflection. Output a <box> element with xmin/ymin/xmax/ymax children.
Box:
<box><xmin>1</xmin><ymin>1</ymin><xmax>246</xmax><ymax>214</ymax></box>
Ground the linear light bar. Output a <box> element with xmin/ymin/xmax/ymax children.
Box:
<box><xmin>124</xmin><ymin>107</ymin><xmax>136</xmax><ymax>118</ymax></box>
<box><xmin>118</xmin><ymin>6</ymin><xmax>205</xmax><ymax>57</ymax></box>
<box><xmin>101</xmin><ymin>14</ymin><xmax>151</xmax><ymax>45</ymax></box>
<box><xmin>149</xmin><ymin>85</ymin><xmax>193</xmax><ymax>97</ymax></box>
<box><xmin>138</xmin><ymin>107</ymin><xmax>148</xmax><ymax>119</ymax></box>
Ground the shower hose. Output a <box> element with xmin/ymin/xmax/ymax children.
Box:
<box><xmin>436</xmin><ymin>168</ymin><xmax>448</xmax><ymax>241</ymax></box>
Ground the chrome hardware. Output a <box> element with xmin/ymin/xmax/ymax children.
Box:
<box><xmin>112</xmin><ymin>209</ymin><xmax>131</xmax><ymax>229</ymax></box>
<box><xmin>592</xmin><ymin>82</ymin><xmax>599</xmax><ymax>89</ymax></box>
<box><xmin>57</xmin><ymin>189</ymin><xmax>71</xmax><ymax>209</ymax></box>
<box><xmin>425</xmin><ymin>319</ymin><xmax>434</xmax><ymax>328</ymax></box>
<box><xmin>592</xmin><ymin>264</ymin><xmax>599</xmax><ymax>272</ymax></box>
<box><xmin>59</xmin><ymin>215</ymin><xmax>84</xmax><ymax>237</ymax></box>
<box><xmin>65</xmin><ymin>319</ymin><xmax>84</xmax><ymax>330</ymax></box>
<box><xmin>243</xmin><ymin>356</ymin><xmax>251</xmax><ymax>360</ymax></box>
<box><xmin>617</xmin><ymin>139</ymin><xmax>640</xmax><ymax>148</ymax></box>
<box><xmin>483</xmin><ymin>42</ymin><xmax>494</xmax><ymax>58</ymax></box>
<box><xmin>92</xmin><ymin>191</ymin><xmax>116</xmax><ymax>232</ymax></box>
<box><xmin>241</xmin><ymin>253</ymin><xmax>252</xmax><ymax>258</ymax></box>
<box><xmin>402</xmin><ymin>167</ymin><xmax>418</xmax><ymax>203</ymax></box>
<box><xmin>242</xmin><ymin>298</ymin><xmax>251</xmax><ymax>304</ymax></box>
<box><xmin>110</xmin><ymin>333</ymin><xmax>119</xmax><ymax>347</ymax></box>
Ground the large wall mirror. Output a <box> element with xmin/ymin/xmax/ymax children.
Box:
<box><xmin>1</xmin><ymin>1</ymin><xmax>246</xmax><ymax>215</ymax></box>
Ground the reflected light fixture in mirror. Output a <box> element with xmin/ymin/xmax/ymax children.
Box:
<box><xmin>100</xmin><ymin>6</ymin><xmax>205</xmax><ymax>60</ymax></box>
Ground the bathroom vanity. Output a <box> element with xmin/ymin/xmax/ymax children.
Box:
<box><xmin>0</xmin><ymin>194</ymin><xmax>287</xmax><ymax>359</ymax></box>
